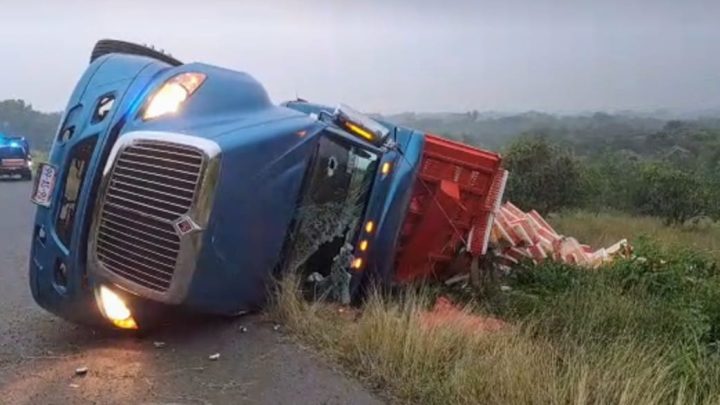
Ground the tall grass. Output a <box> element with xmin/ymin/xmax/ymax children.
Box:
<box><xmin>273</xmin><ymin>216</ymin><xmax>720</xmax><ymax>404</ymax></box>
<box><xmin>274</xmin><ymin>270</ymin><xmax>720</xmax><ymax>403</ymax></box>
<box><xmin>30</xmin><ymin>149</ymin><xmax>48</xmax><ymax>175</ymax></box>
<box><xmin>550</xmin><ymin>211</ymin><xmax>720</xmax><ymax>261</ymax></box>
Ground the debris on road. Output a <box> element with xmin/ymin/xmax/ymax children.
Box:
<box><xmin>420</xmin><ymin>297</ymin><xmax>506</xmax><ymax>335</ymax></box>
<box><xmin>153</xmin><ymin>341</ymin><xmax>166</xmax><ymax>348</ymax></box>
<box><xmin>273</xmin><ymin>324</ymin><xmax>281</xmax><ymax>331</ymax></box>
<box><xmin>491</xmin><ymin>202</ymin><xmax>632</xmax><ymax>268</ymax></box>
<box><xmin>74</xmin><ymin>366</ymin><xmax>88</xmax><ymax>376</ymax></box>
<box><xmin>208</xmin><ymin>353</ymin><xmax>220</xmax><ymax>361</ymax></box>
<box><xmin>69</xmin><ymin>383</ymin><xmax>80</xmax><ymax>389</ymax></box>
<box><xmin>239</xmin><ymin>326</ymin><xmax>248</xmax><ymax>333</ymax></box>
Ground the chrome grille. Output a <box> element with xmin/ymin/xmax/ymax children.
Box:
<box><xmin>95</xmin><ymin>140</ymin><xmax>204</xmax><ymax>292</ymax></box>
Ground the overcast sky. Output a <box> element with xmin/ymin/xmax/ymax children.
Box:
<box><xmin>1</xmin><ymin>0</ymin><xmax>719</xmax><ymax>114</ymax></box>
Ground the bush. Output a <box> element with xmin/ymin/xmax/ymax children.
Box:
<box><xmin>632</xmin><ymin>162</ymin><xmax>712</xmax><ymax>224</ymax></box>
<box><xmin>504</xmin><ymin>136</ymin><xmax>587</xmax><ymax>213</ymax></box>
<box><xmin>499</xmin><ymin>135</ymin><xmax>720</xmax><ymax>224</ymax></box>
<box><xmin>489</xmin><ymin>242</ymin><xmax>720</xmax><ymax>350</ymax></box>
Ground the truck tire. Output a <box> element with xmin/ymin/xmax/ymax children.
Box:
<box><xmin>90</xmin><ymin>39</ymin><xmax>182</xmax><ymax>66</ymax></box>
<box><xmin>22</xmin><ymin>169</ymin><xmax>32</xmax><ymax>181</ymax></box>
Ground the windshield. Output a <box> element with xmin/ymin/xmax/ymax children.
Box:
<box><xmin>283</xmin><ymin>133</ymin><xmax>379</xmax><ymax>302</ymax></box>
<box><xmin>0</xmin><ymin>146</ymin><xmax>27</xmax><ymax>159</ymax></box>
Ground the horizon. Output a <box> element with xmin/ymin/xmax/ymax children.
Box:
<box><xmin>11</xmin><ymin>99</ymin><xmax>720</xmax><ymax>120</ymax></box>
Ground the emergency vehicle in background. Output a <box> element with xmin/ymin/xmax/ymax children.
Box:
<box><xmin>0</xmin><ymin>135</ymin><xmax>33</xmax><ymax>180</ymax></box>
<box><xmin>29</xmin><ymin>40</ymin><xmax>506</xmax><ymax>329</ymax></box>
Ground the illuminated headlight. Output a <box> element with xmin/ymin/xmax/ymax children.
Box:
<box><xmin>142</xmin><ymin>72</ymin><xmax>206</xmax><ymax>120</ymax></box>
<box><xmin>96</xmin><ymin>285</ymin><xmax>138</xmax><ymax>330</ymax></box>
<box><xmin>27</xmin><ymin>160</ymin><xmax>33</xmax><ymax>168</ymax></box>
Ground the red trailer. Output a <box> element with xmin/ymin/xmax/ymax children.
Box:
<box><xmin>394</xmin><ymin>135</ymin><xmax>507</xmax><ymax>282</ymax></box>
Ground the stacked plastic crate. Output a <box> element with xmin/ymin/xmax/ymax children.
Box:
<box><xmin>490</xmin><ymin>202</ymin><xmax>630</xmax><ymax>268</ymax></box>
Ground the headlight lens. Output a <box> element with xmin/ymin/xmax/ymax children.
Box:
<box><xmin>143</xmin><ymin>72</ymin><xmax>207</xmax><ymax>120</ymax></box>
<box><xmin>97</xmin><ymin>285</ymin><xmax>138</xmax><ymax>330</ymax></box>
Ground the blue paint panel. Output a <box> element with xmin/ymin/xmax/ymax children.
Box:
<box><xmin>363</xmin><ymin>129</ymin><xmax>425</xmax><ymax>286</ymax></box>
<box><xmin>30</xmin><ymin>54</ymin><xmax>174</xmax><ymax>322</ymax></box>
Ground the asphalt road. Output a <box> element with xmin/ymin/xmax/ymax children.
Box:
<box><xmin>0</xmin><ymin>181</ymin><xmax>383</xmax><ymax>405</ymax></box>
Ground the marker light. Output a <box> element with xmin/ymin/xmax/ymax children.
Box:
<box><xmin>143</xmin><ymin>72</ymin><xmax>206</xmax><ymax>120</ymax></box>
<box><xmin>344</xmin><ymin>122</ymin><xmax>375</xmax><ymax>141</ymax></box>
<box><xmin>334</xmin><ymin>104</ymin><xmax>389</xmax><ymax>146</ymax></box>
<box><xmin>381</xmin><ymin>162</ymin><xmax>392</xmax><ymax>176</ymax></box>
<box><xmin>359</xmin><ymin>240</ymin><xmax>369</xmax><ymax>252</ymax></box>
<box><xmin>365</xmin><ymin>221</ymin><xmax>375</xmax><ymax>233</ymax></box>
<box><xmin>351</xmin><ymin>257</ymin><xmax>363</xmax><ymax>270</ymax></box>
<box><xmin>98</xmin><ymin>285</ymin><xmax>138</xmax><ymax>330</ymax></box>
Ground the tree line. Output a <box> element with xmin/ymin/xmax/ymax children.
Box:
<box><xmin>500</xmin><ymin>122</ymin><xmax>720</xmax><ymax>224</ymax></box>
<box><xmin>0</xmin><ymin>99</ymin><xmax>60</xmax><ymax>151</ymax></box>
<box><xmin>391</xmin><ymin>110</ymin><xmax>720</xmax><ymax>224</ymax></box>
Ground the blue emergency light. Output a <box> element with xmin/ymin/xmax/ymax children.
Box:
<box><xmin>0</xmin><ymin>135</ymin><xmax>30</xmax><ymax>154</ymax></box>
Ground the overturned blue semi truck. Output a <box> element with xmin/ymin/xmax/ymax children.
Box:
<box><xmin>29</xmin><ymin>40</ymin><xmax>505</xmax><ymax>329</ymax></box>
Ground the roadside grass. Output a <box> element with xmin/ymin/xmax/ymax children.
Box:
<box><xmin>30</xmin><ymin>149</ymin><xmax>48</xmax><ymax>175</ymax></box>
<box><xmin>550</xmin><ymin>210</ymin><xmax>720</xmax><ymax>261</ymax></box>
<box><xmin>274</xmin><ymin>219</ymin><xmax>720</xmax><ymax>404</ymax></box>
<box><xmin>275</xmin><ymin>273</ymin><xmax>720</xmax><ymax>404</ymax></box>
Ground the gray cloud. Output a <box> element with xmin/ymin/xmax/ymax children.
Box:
<box><xmin>1</xmin><ymin>0</ymin><xmax>718</xmax><ymax>113</ymax></box>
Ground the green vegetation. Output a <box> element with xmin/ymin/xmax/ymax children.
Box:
<box><xmin>275</xmin><ymin>241</ymin><xmax>720</xmax><ymax>404</ymax></box>
<box><xmin>30</xmin><ymin>150</ymin><xmax>49</xmax><ymax>175</ymax></box>
<box><xmin>387</xmin><ymin>111</ymin><xmax>720</xmax><ymax>156</ymax></box>
<box><xmin>504</xmin><ymin>135</ymin><xmax>720</xmax><ymax>224</ymax></box>
<box><xmin>481</xmin><ymin>244</ymin><xmax>720</xmax><ymax>404</ymax></box>
<box><xmin>503</xmin><ymin>136</ymin><xmax>586</xmax><ymax>213</ymax></box>
<box><xmin>0</xmin><ymin>99</ymin><xmax>60</xmax><ymax>151</ymax></box>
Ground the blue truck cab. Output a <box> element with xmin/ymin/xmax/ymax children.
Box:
<box><xmin>0</xmin><ymin>135</ymin><xmax>33</xmax><ymax>180</ymax></box>
<box><xmin>29</xmin><ymin>40</ymin><xmax>425</xmax><ymax>329</ymax></box>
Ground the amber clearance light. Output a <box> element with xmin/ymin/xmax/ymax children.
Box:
<box><xmin>344</xmin><ymin>121</ymin><xmax>375</xmax><ymax>141</ymax></box>
<box><xmin>143</xmin><ymin>72</ymin><xmax>206</xmax><ymax>120</ymax></box>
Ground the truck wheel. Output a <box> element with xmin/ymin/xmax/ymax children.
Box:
<box><xmin>90</xmin><ymin>39</ymin><xmax>183</xmax><ymax>66</ymax></box>
<box><xmin>22</xmin><ymin>170</ymin><xmax>32</xmax><ymax>181</ymax></box>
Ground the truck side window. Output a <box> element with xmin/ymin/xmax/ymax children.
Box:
<box><xmin>285</xmin><ymin>134</ymin><xmax>378</xmax><ymax>278</ymax></box>
<box><xmin>56</xmin><ymin>136</ymin><xmax>97</xmax><ymax>247</ymax></box>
